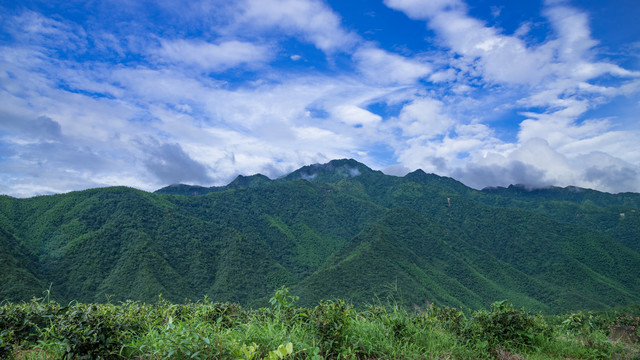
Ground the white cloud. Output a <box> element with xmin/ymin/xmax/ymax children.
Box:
<box><xmin>143</xmin><ymin>141</ymin><xmax>212</xmax><ymax>184</ymax></box>
<box><xmin>384</xmin><ymin>0</ymin><xmax>464</xmax><ymax>19</ymax></box>
<box><xmin>382</xmin><ymin>164</ymin><xmax>411</xmax><ymax>177</ymax></box>
<box><xmin>386</xmin><ymin>0</ymin><xmax>550</xmax><ymax>87</ymax></box>
<box><xmin>559</xmin><ymin>130</ymin><xmax>640</xmax><ymax>165</ymax></box>
<box><xmin>353</xmin><ymin>46</ymin><xmax>432</xmax><ymax>85</ymax></box>
<box><xmin>395</xmin><ymin>97</ymin><xmax>453</xmax><ymax>138</ymax></box>
<box><xmin>578</xmin><ymin>152</ymin><xmax>640</xmax><ymax>193</ymax></box>
<box><xmin>6</xmin><ymin>11</ymin><xmax>87</xmax><ymax>53</ymax></box>
<box><xmin>393</xmin><ymin>117</ymin><xmax>507</xmax><ymax>175</ymax></box>
<box><xmin>515</xmin><ymin>110</ymin><xmax>640</xmax><ymax>172</ymax></box>
<box><xmin>386</xmin><ymin>0</ymin><xmax>639</xmax><ymax>92</ymax></box>
<box><xmin>456</xmin><ymin>138</ymin><xmax>640</xmax><ymax>193</ymax></box>
<box><xmin>543</xmin><ymin>5</ymin><xmax>597</xmax><ymax>63</ymax></box>
<box><xmin>517</xmin><ymin>114</ymin><xmax>610</xmax><ymax>147</ymax></box>
<box><xmin>331</xmin><ymin>105</ymin><xmax>382</xmax><ymax>127</ymax></box>
<box><xmin>429</xmin><ymin>68</ymin><xmax>456</xmax><ymax>83</ymax></box>
<box><xmin>234</xmin><ymin>0</ymin><xmax>358</xmax><ymax>53</ymax></box>
<box><xmin>379</xmin><ymin>0</ymin><xmax>640</xmax><ymax>193</ymax></box>
<box><xmin>1</xmin><ymin>2</ymin><xmax>639</xmax><ymax>197</ymax></box>
<box><xmin>429</xmin><ymin>11</ymin><xmax>556</xmax><ymax>85</ymax></box>
<box><xmin>155</xmin><ymin>39</ymin><xmax>271</xmax><ymax>71</ymax></box>
<box><xmin>508</xmin><ymin>138</ymin><xmax>572</xmax><ymax>182</ymax></box>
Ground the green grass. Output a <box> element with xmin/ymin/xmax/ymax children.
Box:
<box><xmin>2</xmin><ymin>290</ymin><xmax>639</xmax><ymax>359</ymax></box>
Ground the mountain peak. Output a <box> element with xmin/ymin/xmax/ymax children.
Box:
<box><xmin>282</xmin><ymin>158</ymin><xmax>375</xmax><ymax>183</ymax></box>
<box><xmin>228</xmin><ymin>174</ymin><xmax>272</xmax><ymax>188</ymax></box>
<box><xmin>405</xmin><ymin>169</ymin><xmax>428</xmax><ymax>178</ymax></box>
<box><xmin>404</xmin><ymin>169</ymin><xmax>471</xmax><ymax>195</ymax></box>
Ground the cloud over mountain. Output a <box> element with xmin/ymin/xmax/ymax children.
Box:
<box><xmin>0</xmin><ymin>0</ymin><xmax>638</xmax><ymax>196</ymax></box>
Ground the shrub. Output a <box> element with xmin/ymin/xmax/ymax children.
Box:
<box><xmin>614</xmin><ymin>313</ymin><xmax>639</xmax><ymax>328</ymax></box>
<box><xmin>310</xmin><ymin>300</ymin><xmax>354</xmax><ymax>359</ymax></box>
<box><xmin>0</xmin><ymin>300</ymin><xmax>62</xmax><ymax>347</ymax></box>
<box><xmin>428</xmin><ymin>304</ymin><xmax>467</xmax><ymax>335</ymax></box>
<box><xmin>144</xmin><ymin>321</ymin><xmax>230</xmax><ymax>360</ymax></box>
<box><xmin>465</xmin><ymin>300</ymin><xmax>551</xmax><ymax>351</ymax></box>
<box><xmin>197</xmin><ymin>301</ymin><xmax>247</xmax><ymax>328</ymax></box>
<box><xmin>0</xmin><ymin>329</ymin><xmax>13</xmax><ymax>359</ymax></box>
<box><xmin>52</xmin><ymin>304</ymin><xmax>134</xmax><ymax>359</ymax></box>
<box><xmin>562</xmin><ymin>311</ymin><xmax>608</xmax><ymax>336</ymax></box>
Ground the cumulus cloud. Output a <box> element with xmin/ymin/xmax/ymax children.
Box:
<box><xmin>453</xmin><ymin>161</ymin><xmax>551</xmax><ymax>190</ymax></box>
<box><xmin>1</xmin><ymin>0</ymin><xmax>638</xmax><ymax>197</ymax></box>
<box><xmin>389</xmin><ymin>0</ymin><xmax>556</xmax><ymax>86</ymax></box>
<box><xmin>0</xmin><ymin>130</ymin><xmax>127</xmax><ymax>197</ymax></box>
<box><xmin>143</xmin><ymin>142</ymin><xmax>212</xmax><ymax>184</ymax></box>
<box><xmin>518</xmin><ymin>114</ymin><xmax>606</xmax><ymax>147</ymax></box>
<box><xmin>508</xmin><ymin>139</ymin><xmax>572</xmax><ymax>182</ymax></box>
<box><xmin>382</xmin><ymin>164</ymin><xmax>411</xmax><ymax>177</ymax></box>
<box><xmin>448</xmin><ymin>139</ymin><xmax>640</xmax><ymax>193</ymax></box>
<box><xmin>584</xmin><ymin>165</ymin><xmax>639</xmax><ymax>193</ymax></box>
<box><xmin>386</xmin><ymin>0</ymin><xmax>639</xmax><ymax>92</ymax></box>
<box><xmin>379</xmin><ymin>0</ymin><xmax>640</xmax><ymax>193</ymax></box>
<box><xmin>394</xmin><ymin>119</ymin><xmax>506</xmax><ymax>175</ymax></box>
<box><xmin>395</xmin><ymin>97</ymin><xmax>453</xmax><ymax>138</ymax></box>
<box><xmin>0</xmin><ymin>114</ymin><xmax>63</xmax><ymax>141</ymax></box>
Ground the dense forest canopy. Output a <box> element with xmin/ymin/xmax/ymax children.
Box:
<box><xmin>1</xmin><ymin>159</ymin><xmax>639</xmax><ymax>313</ymax></box>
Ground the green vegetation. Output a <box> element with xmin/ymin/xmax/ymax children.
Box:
<box><xmin>1</xmin><ymin>289</ymin><xmax>639</xmax><ymax>359</ymax></box>
<box><xmin>1</xmin><ymin>159</ymin><xmax>639</xmax><ymax>314</ymax></box>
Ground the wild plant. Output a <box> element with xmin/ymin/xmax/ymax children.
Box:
<box><xmin>310</xmin><ymin>299</ymin><xmax>354</xmax><ymax>359</ymax></box>
<box><xmin>0</xmin><ymin>297</ymin><xmax>62</xmax><ymax>352</ymax></box>
<box><xmin>464</xmin><ymin>300</ymin><xmax>551</xmax><ymax>352</ymax></box>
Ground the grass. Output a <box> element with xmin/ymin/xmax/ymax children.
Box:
<box><xmin>1</xmin><ymin>290</ymin><xmax>639</xmax><ymax>359</ymax></box>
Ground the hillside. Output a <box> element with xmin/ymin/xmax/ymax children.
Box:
<box><xmin>1</xmin><ymin>159</ymin><xmax>639</xmax><ymax>312</ymax></box>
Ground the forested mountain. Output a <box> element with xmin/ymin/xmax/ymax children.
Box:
<box><xmin>1</xmin><ymin>159</ymin><xmax>639</xmax><ymax>313</ymax></box>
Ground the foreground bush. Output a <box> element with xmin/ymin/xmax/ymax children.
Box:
<box><xmin>463</xmin><ymin>300</ymin><xmax>551</xmax><ymax>351</ymax></box>
<box><xmin>1</xmin><ymin>291</ymin><xmax>638</xmax><ymax>359</ymax></box>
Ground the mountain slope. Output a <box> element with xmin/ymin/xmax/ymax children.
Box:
<box><xmin>0</xmin><ymin>225</ymin><xmax>47</xmax><ymax>301</ymax></box>
<box><xmin>0</xmin><ymin>159</ymin><xmax>638</xmax><ymax>313</ymax></box>
<box><xmin>295</xmin><ymin>208</ymin><xmax>554</xmax><ymax>310</ymax></box>
<box><xmin>294</xmin><ymin>206</ymin><xmax>640</xmax><ymax>311</ymax></box>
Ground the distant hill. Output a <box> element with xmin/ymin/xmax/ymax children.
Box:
<box><xmin>1</xmin><ymin>159</ymin><xmax>639</xmax><ymax>313</ymax></box>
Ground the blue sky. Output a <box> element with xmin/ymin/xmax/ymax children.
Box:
<box><xmin>1</xmin><ymin>0</ymin><xmax>639</xmax><ymax>197</ymax></box>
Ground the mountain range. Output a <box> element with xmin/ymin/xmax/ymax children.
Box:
<box><xmin>1</xmin><ymin>159</ymin><xmax>639</xmax><ymax>313</ymax></box>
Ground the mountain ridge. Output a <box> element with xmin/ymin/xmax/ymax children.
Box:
<box><xmin>1</xmin><ymin>159</ymin><xmax>638</xmax><ymax>313</ymax></box>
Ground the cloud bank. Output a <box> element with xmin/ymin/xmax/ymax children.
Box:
<box><xmin>0</xmin><ymin>0</ymin><xmax>638</xmax><ymax>197</ymax></box>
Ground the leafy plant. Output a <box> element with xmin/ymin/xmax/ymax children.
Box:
<box><xmin>0</xmin><ymin>329</ymin><xmax>13</xmax><ymax>359</ymax></box>
<box><xmin>614</xmin><ymin>313</ymin><xmax>640</xmax><ymax>327</ymax></box>
<box><xmin>196</xmin><ymin>300</ymin><xmax>246</xmax><ymax>329</ymax></box>
<box><xmin>562</xmin><ymin>311</ymin><xmax>604</xmax><ymax>336</ymax></box>
<box><xmin>266</xmin><ymin>342</ymin><xmax>294</xmax><ymax>360</ymax></box>
<box><xmin>0</xmin><ymin>299</ymin><xmax>62</xmax><ymax>349</ymax></box>
<box><xmin>464</xmin><ymin>300</ymin><xmax>551</xmax><ymax>351</ymax></box>
<box><xmin>2</xmin><ymin>294</ymin><xmax>640</xmax><ymax>359</ymax></box>
<box><xmin>234</xmin><ymin>342</ymin><xmax>260</xmax><ymax>360</ymax></box>
<box><xmin>269</xmin><ymin>287</ymin><xmax>299</xmax><ymax>313</ymax></box>
<box><xmin>310</xmin><ymin>300</ymin><xmax>353</xmax><ymax>359</ymax></box>
<box><xmin>51</xmin><ymin>304</ymin><xmax>136</xmax><ymax>359</ymax></box>
<box><xmin>429</xmin><ymin>304</ymin><xmax>467</xmax><ymax>335</ymax></box>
